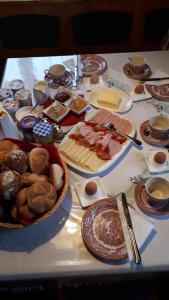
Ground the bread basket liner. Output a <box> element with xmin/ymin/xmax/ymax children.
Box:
<box><xmin>0</xmin><ymin>138</ymin><xmax>69</xmax><ymax>229</ymax></box>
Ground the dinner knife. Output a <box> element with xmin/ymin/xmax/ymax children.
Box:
<box><xmin>140</xmin><ymin>77</ymin><xmax>169</xmax><ymax>82</ymax></box>
<box><xmin>121</xmin><ymin>193</ymin><xmax>142</xmax><ymax>264</ymax></box>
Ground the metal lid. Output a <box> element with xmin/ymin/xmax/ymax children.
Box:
<box><xmin>20</xmin><ymin>115</ymin><xmax>38</xmax><ymax>129</ymax></box>
<box><xmin>33</xmin><ymin>122</ymin><xmax>52</xmax><ymax>137</ymax></box>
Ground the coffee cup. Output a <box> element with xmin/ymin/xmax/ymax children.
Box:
<box><xmin>145</xmin><ymin>177</ymin><xmax>169</xmax><ymax>209</ymax></box>
<box><xmin>129</xmin><ymin>56</ymin><xmax>146</xmax><ymax>74</ymax></box>
<box><xmin>149</xmin><ymin>115</ymin><xmax>169</xmax><ymax>139</ymax></box>
<box><xmin>44</xmin><ymin>64</ymin><xmax>66</xmax><ymax>80</ymax></box>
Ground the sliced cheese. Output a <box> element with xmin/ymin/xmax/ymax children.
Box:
<box><xmin>97</xmin><ymin>89</ymin><xmax>121</xmax><ymax>109</ymax></box>
<box><xmin>84</xmin><ymin>152</ymin><xmax>105</xmax><ymax>171</ymax></box>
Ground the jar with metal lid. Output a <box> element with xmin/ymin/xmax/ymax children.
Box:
<box><xmin>33</xmin><ymin>122</ymin><xmax>53</xmax><ymax>144</ymax></box>
<box><xmin>19</xmin><ymin>116</ymin><xmax>39</xmax><ymax>142</ymax></box>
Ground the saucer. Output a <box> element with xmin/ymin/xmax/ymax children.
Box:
<box><xmin>81</xmin><ymin>198</ymin><xmax>128</xmax><ymax>260</ymax></box>
<box><xmin>145</xmin><ymin>84</ymin><xmax>169</xmax><ymax>101</ymax></box>
<box><xmin>140</xmin><ymin>120</ymin><xmax>169</xmax><ymax>146</ymax></box>
<box><xmin>44</xmin><ymin>71</ymin><xmax>73</xmax><ymax>87</ymax></box>
<box><xmin>134</xmin><ymin>179</ymin><xmax>169</xmax><ymax>217</ymax></box>
<box><xmin>123</xmin><ymin>63</ymin><xmax>152</xmax><ymax>80</ymax></box>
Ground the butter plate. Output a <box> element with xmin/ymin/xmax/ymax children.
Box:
<box><xmin>87</xmin><ymin>87</ymin><xmax>133</xmax><ymax>113</ymax></box>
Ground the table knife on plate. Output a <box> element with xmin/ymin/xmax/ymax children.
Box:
<box><xmin>121</xmin><ymin>193</ymin><xmax>142</xmax><ymax>264</ymax></box>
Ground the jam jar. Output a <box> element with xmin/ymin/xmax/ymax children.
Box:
<box><xmin>33</xmin><ymin>122</ymin><xmax>53</xmax><ymax>144</ymax></box>
<box><xmin>19</xmin><ymin>116</ymin><xmax>39</xmax><ymax>142</ymax></box>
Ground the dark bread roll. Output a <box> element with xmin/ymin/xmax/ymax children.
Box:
<box><xmin>0</xmin><ymin>170</ymin><xmax>22</xmax><ymax>201</ymax></box>
<box><xmin>28</xmin><ymin>181</ymin><xmax>57</xmax><ymax>213</ymax></box>
<box><xmin>4</xmin><ymin>149</ymin><xmax>28</xmax><ymax>174</ymax></box>
<box><xmin>29</xmin><ymin>148</ymin><xmax>50</xmax><ymax>175</ymax></box>
<box><xmin>21</xmin><ymin>172</ymin><xmax>49</xmax><ymax>185</ymax></box>
<box><xmin>0</xmin><ymin>140</ymin><xmax>18</xmax><ymax>163</ymax></box>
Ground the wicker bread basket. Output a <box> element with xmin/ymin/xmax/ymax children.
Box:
<box><xmin>0</xmin><ymin>138</ymin><xmax>69</xmax><ymax>229</ymax></box>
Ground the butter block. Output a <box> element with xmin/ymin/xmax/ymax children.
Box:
<box><xmin>97</xmin><ymin>89</ymin><xmax>121</xmax><ymax>108</ymax></box>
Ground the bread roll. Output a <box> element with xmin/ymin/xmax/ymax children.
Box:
<box><xmin>28</xmin><ymin>181</ymin><xmax>57</xmax><ymax>213</ymax></box>
<box><xmin>4</xmin><ymin>149</ymin><xmax>28</xmax><ymax>174</ymax></box>
<box><xmin>50</xmin><ymin>163</ymin><xmax>64</xmax><ymax>191</ymax></box>
<box><xmin>0</xmin><ymin>170</ymin><xmax>22</xmax><ymax>201</ymax></box>
<box><xmin>29</xmin><ymin>148</ymin><xmax>50</xmax><ymax>175</ymax></box>
<box><xmin>0</xmin><ymin>140</ymin><xmax>18</xmax><ymax>163</ymax></box>
<box><xmin>21</xmin><ymin>172</ymin><xmax>48</xmax><ymax>185</ymax></box>
<box><xmin>14</xmin><ymin>187</ymin><xmax>36</xmax><ymax>220</ymax></box>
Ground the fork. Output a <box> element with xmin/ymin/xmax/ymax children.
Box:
<box><xmin>102</xmin><ymin>123</ymin><xmax>142</xmax><ymax>146</ymax></box>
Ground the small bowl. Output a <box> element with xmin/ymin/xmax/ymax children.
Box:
<box><xmin>145</xmin><ymin>177</ymin><xmax>169</xmax><ymax>209</ymax></box>
<box><xmin>66</xmin><ymin>96</ymin><xmax>89</xmax><ymax>115</ymax></box>
<box><xmin>43</xmin><ymin>101</ymin><xmax>70</xmax><ymax>122</ymax></box>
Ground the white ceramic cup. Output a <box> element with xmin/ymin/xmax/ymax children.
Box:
<box><xmin>44</xmin><ymin>64</ymin><xmax>66</xmax><ymax>80</ymax></box>
<box><xmin>145</xmin><ymin>177</ymin><xmax>169</xmax><ymax>209</ymax></box>
<box><xmin>149</xmin><ymin>115</ymin><xmax>169</xmax><ymax>139</ymax></box>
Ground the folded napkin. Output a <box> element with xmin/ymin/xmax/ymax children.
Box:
<box><xmin>104</xmin><ymin>68</ymin><xmax>152</xmax><ymax>102</ymax></box>
<box><xmin>117</xmin><ymin>196</ymin><xmax>156</xmax><ymax>264</ymax></box>
<box><xmin>144</xmin><ymin>70</ymin><xmax>169</xmax><ymax>86</ymax></box>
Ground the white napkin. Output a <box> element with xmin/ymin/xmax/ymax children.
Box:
<box><xmin>105</xmin><ymin>68</ymin><xmax>152</xmax><ymax>102</ymax></box>
<box><xmin>144</xmin><ymin>70</ymin><xmax>169</xmax><ymax>85</ymax></box>
<box><xmin>117</xmin><ymin>197</ymin><xmax>156</xmax><ymax>263</ymax></box>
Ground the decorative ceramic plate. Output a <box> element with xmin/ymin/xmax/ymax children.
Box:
<box><xmin>81</xmin><ymin>198</ymin><xmax>128</xmax><ymax>260</ymax></box>
<box><xmin>123</xmin><ymin>63</ymin><xmax>152</xmax><ymax>80</ymax></box>
<box><xmin>88</xmin><ymin>87</ymin><xmax>133</xmax><ymax>113</ymax></box>
<box><xmin>134</xmin><ymin>179</ymin><xmax>169</xmax><ymax>217</ymax></box>
<box><xmin>140</xmin><ymin>120</ymin><xmax>169</xmax><ymax>147</ymax></box>
<box><xmin>81</xmin><ymin>54</ymin><xmax>107</xmax><ymax>77</ymax></box>
<box><xmin>59</xmin><ymin>119</ymin><xmax>135</xmax><ymax>174</ymax></box>
<box><xmin>145</xmin><ymin>84</ymin><xmax>169</xmax><ymax>101</ymax></box>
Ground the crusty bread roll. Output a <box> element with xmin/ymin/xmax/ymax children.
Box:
<box><xmin>4</xmin><ymin>149</ymin><xmax>28</xmax><ymax>174</ymax></box>
<box><xmin>0</xmin><ymin>170</ymin><xmax>22</xmax><ymax>201</ymax></box>
<box><xmin>28</xmin><ymin>181</ymin><xmax>57</xmax><ymax>213</ymax></box>
<box><xmin>15</xmin><ymin>187</ymin><xmax>36</xmax><ymax>220</ymax></box>
<box><xmin>29</xmin><ymin>148</ymin><xmax>50</xmax><ymax>175</ymax></box>
<box><xmin>0</xmin><ymin>140</ymin><xmax>18</xmax><ymax>163</ymax></box>
<box><xmin>21</xmin><ymin>172</ymin><xmax>48</xmax><ymax>186</ymax></box>
<box><xmin>50</xmin><ymin>163</ymin><xmax>64</xmax><ymax>191</ymax></box>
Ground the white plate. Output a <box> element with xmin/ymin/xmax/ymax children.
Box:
<box><xmin>131</xmin><ymin>85</ymin><xmax>152</xmax><ymax>102</ymax></box>
<box><xmin>74</xmin><ymin>177</ymin><xmax>108</xmax><ymax>208</ymax></box>
<box><xmin>87</xmin><ymin>87</ymin><xmax>133</xmax><ymax>113</ymax></box>
<box><xmin>59</xmin><ymin>119</ymin><xmax>135</xmax><ymax>174</ymax></box>
<box><xmin>145</xmin><ymin>148</ymin><xmax>169</xmax><ymax>173</ymax></box>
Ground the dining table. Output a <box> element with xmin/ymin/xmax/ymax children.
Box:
<box><xmin>0</xmin><ymin>50</ymin><xmax>169</xmax><ymax>285</ymax></box>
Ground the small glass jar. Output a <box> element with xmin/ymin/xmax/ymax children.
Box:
<box><xmin>19</xmin><ymin>116</ymin><xmax>39</xmax><ymax>142</ymax></box>
<box><xmin>33</xmin><ymin>122</ymin><xmax>53</xmax><ymax>144</ymax></box>
<box><xmin>15</xmin><ymin>89</ymin><xmax>32</xmax><ymax>107</ymax></box>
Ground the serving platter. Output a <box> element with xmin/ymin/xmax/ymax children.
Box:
<box><xmin>88</xmin><ymin>87</ymin><xmax>133</xmax><ymax>113</ymax></box>
<box><xmin>81</xmin><ymin>198</ymin><xmax>128</xmax><ymax>261</ymax></box>
<box><xmin>59</xmin><ymin>113</ymin><xmax>135</xmax><ymax>174</ymax></box>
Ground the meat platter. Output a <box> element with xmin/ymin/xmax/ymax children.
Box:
<box><xmin>59</xmin><ymin>109</ymin><xmax>135</xmax><ymax>174</ymax></box>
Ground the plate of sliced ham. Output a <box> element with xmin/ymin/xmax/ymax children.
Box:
<box><xmin>59</xmin><ymin>109</ymin><xmax>135</xmax><ymax>174</ymax></box>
